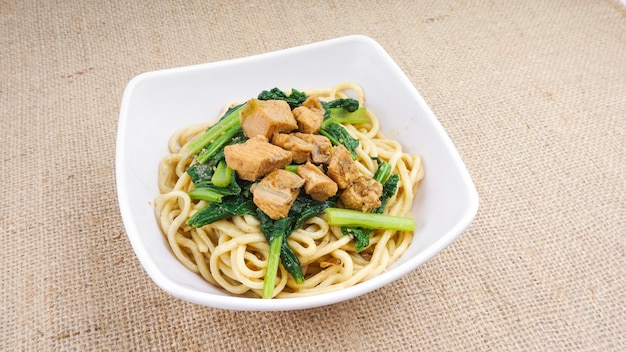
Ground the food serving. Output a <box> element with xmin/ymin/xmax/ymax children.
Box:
<box><xmin>155</xmin><ymin>82</ymin><xmax>424</xmax><ymax>298</ymax></box>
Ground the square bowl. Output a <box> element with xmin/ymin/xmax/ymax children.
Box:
<box><xmin>116</xmin><ymin>35</ymin><xmax>478</xmax><ymax>311</ymax></box>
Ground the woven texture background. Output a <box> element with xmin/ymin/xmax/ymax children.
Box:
<box><xmin>2</xmin><ymin>0</ymin><xmax>625</xmax><ymax>350</ymax></box>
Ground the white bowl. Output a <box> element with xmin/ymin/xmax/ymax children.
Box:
<box><xmin>116</xmin><ymin>35</ymin><xmax>478</xmax><ymax>311</ymax></box>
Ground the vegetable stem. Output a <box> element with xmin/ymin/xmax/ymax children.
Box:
<box><xmin>196</xmin><ymin>125</ymin><xmax>242</xmax><ymax>163</ymax></box>
<box><xmin>326</xmin><ymin>208</ymin><xmax>416</xmax><ymax>231</ymax></box>
<box><xmin>373</xmin><ymin>160</ymin><xmax>391</xmax><ymax>184</ymax></box>
<box><xmin>188</xmin><ymin>188</ymin><xmax>224</xmax><ymax>203</ymax></box>
<box><xmin>186</xmin><ymin>104</ymin><xmax>246</xmax><ymax>155</ymax></box>
<box><xmin>322</xmin><ymin>107</ymin><xmax>369</xmax><ymax>129</ymax></box>
<box><xmin>262</xmin><ymin>235</ymin><xmax>283</xmax><ymax>299</ymax></box>
<box><xmin>211</xmin><ymin>160</ymin><xmax>232</xmax><ymax>187</ymax></box>
<box><xmin>284</xmin><ymin>164</ymin><xmax>299</xmax><ymax>173</ymax></box>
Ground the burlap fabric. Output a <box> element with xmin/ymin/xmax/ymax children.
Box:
<box><xmin>2</xmin><ymin>0</ymin><xmax>625</xmax><ymax>350</ymax></box>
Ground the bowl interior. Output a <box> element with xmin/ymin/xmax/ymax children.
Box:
<box><xmin>116</xmin><ymin>35</ymin><xmax>478</xmax><ymax>311</ymax></box>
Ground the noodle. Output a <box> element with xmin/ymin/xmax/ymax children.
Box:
<box><xmin>155</xmin><ymin>83</ymin><xmax>424</xmax><ymax>298</ymax></box>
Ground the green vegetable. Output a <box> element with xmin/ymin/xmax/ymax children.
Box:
<box><xmin>258</xmin><ymin>88</ymin><xmax>308</xmax><ymax>109</ymax></box>
<box><xmin>318</xmin><ymin>98</ymin><xmax>366</xmax><ymax>160</ymax></box>
<box><xmin>186</xmin><ymin>197</ymin><xmax>255</xmax><ymax>228</ymax></box>
<box><xmin>187</xmin><ymin>130</ymin><xmax>247</xmax><ymax>186</ymax></box>
<box><xmin>258</xmin><ymin>214</ymin><xmax>297</xmax><ymax>298</ymax></box>
<box><xmin>188</xmin><ymin>187</ymin><xmax>226</xmax><ymax>203</ymax></box>
<box><xmin>326</xmin><ymin>208</ymin><xmax>415</xmax><ymax>231</ymax></box>
<box><xmin>186</xmin><ymin>103</ymin><xmax>247</xmax><ymax>155</ymax></box>
<box><xmin>321</xmin><ymin>107</ymin><xmax>369</xmax><ymax>129</ymax></box>
<box><xmin>196</xmin><ymin>126</ymin><xmax>243</xmax><ymax>164</ymax></box>
<box><xmin>262</xmin><ymin>234</ymin><xmax>283</xmax><ymax>299</ymax></box>
<box><xmin>343</xmin><ymin>227</ymin><xmax>370</xmax><ymax>253</ymax></box>
<box><xmin>284</xmin><ymin>164</ymin><xmax>299</xmax><ymax>173</ymax></box>
<box><xmin>321</xmin><ymin>98</ymin><xmax>359</xmax><ymax>112</ymax></box>
<box><xmin>372</xmin><ymin>157</ymin><xmax>392</xmax><ymax>184</ymax></box>
<box><xmin>258</xmin><ymin>194</ymin><xmax>337</xmax><ymax>298</ymax></box>
<box><xmin>211</xmin><ymin>160</ymin><xmax>233</xmax><ymax>187</ymax></box>
<box><xmin>187</xmin><ymin>158</ymin><xmax>219</xmax><ymax>185</ymax></box>
<box><xmin>319</xmin><ymin>123</ymin><xmax>360</xmax><ymax>159</ymax></box>
<box><xmin>372</xmin><ymin>173</ymin><xmax>399</xmax><ymax>214</ymax></box>
<box><xmin>321</xmin><ymin>98</ymin><xmax>368</xmax><ymax>129</ymax></box>
<box><xmin>290</xmin><ymin>194</ymin><xmax>338</xmax><ymax>231</ymax></box>
<box><xmin>188</xmin><ymin>168</ymin><xmax>241</xmax><ymax>203</ymax></box>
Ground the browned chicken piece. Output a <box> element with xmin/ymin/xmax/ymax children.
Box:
<box><xmin>302</xmin><ymin>96</ymin><xmax>325</xmax><ymax>117</ymax></box>
<box><xmin>271</xmin><ymin>133</ymin><xmax>313</xmax><ymax>164</ymax></box>
<box><xmin>224</xmin><ymin>135</ymin><xmax>292</xmax><ymax>181</ymax></box>
<box><xmin>294</xmin><ymin>132</ymin><xmax>332</xmax><ymax>164</ymax></box>
<box><xmin>240</xmin><ymin>99</ymin><xmax>298</xmax><ymax>139</ymax></box>
<box><xmin>251</xmin><ymin>169</ymin><xmax>305</xmax><ymax>220</ymax></box>
<box><xmin>327</xmin><ymin>145</ymin><xmax>360</xmax><ymax>189</ymax></box>
<box><xmin>340</xmin><ymin>176</ymin><xmax>383</xmax><ymax>212</ymax></box>
<box><xmin>297</xmin><ymin>162</ymin><xmax>338</xmax><ymax>201</ymax></box>
<box><xmin>292</xmin><ymin>106</ymin><xmax>323</xmax><ymax>134</ymax></box>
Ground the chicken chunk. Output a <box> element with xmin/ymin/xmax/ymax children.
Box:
<box><xmin>302</xmin><ymin>96</ymin><xmax>325</xmax><ymax>117</ymax></box>
<box><xmin>240</xmin><ymin>99</ymin><xmax>298</xmax><ymax>139</ymax></box>
<box><xmin>271</xmin><ymin>133</ymin><xmax>313</xmax><ymax>164</ymax></box>
<box><xmin>251</xmin><ymin>169</ymin><xmax>305</xmax><ymax>220</ymax></box>
<box><xmin>297</xmin><ymin>162</ymin><xmax>338</xmax><ymax>201</ymax></box>
<box><xmin>224</xmin><ymin>135</ymin><xmax>292</xmax><ymax>181</ymax></box>
<box><xmin>327</xmin><ymin>145</ymin><xmax>359</xmax><ymax>189</ymax></box>
<box><xmin>294</xmin><ymin>132</ymin><xmax>332</xmax><ymax>165</ymax></box>
<box><xmin>293</xmin><ymin>106</ymin><xmax>323</xmax><ymax>134</ymax></box>
<box><xmin>339</xmin><ymin>176</ymin><xmax>383</xmax><ymax>212</ymax></box>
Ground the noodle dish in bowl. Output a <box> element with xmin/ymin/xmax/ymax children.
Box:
<box><xmin>116</xmin><ymin>35</ymin><xmax>478</xmax><ymax>311</ymax></box>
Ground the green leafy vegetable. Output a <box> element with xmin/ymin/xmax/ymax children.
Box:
<box><xmin>291</xmin><ymin>194</ymin><xmax>338</xmax><ymax>230</ymax></box>
<box><xmin>187</xmin><ymin>113</ymin><xmax>246</xmax><ymax>186</ymax></box>
<box><xmin>192</xmin><ymin>177</ymin><xmax>241</xmax><ymax>199</ymax></box>
<box><xmin>319</xmin><ymin>123</ymin><xmax>360</xmax><ymax>159</ymax></box>
<box><xmin>258</xmin><ymin>88</ymin><xmax>308</xmax><ymax>109</ymax></box>
<box><xmin>258</xmin><ymin>213</ymin><xmax>298</xmax><ymax>299</ymax></box>
<box><xmin>372</xmin><ymin>173</ymin><xmax>399</xmax><ymax>214</ymax></box>
<box><xmin>188</xmin><ymin>161</ymin><xmax>241</xmax><ymax>203</ymax></box>
<box><xmin>186</xmin><ymin>103</ymin><xmax>247</xmax><ymax>155</ymax></box>
<box><xmin>317</xmin><ymin>98</ymin><xmax>367</xmax><ymax>160</ymax></box>
<box><xmin>321</xmin><ymin>98</ymin><xmax>359</xmax><ymax>112</ymax></box>
<box><xmin>258</xmin><ymin>194</ymin><xmax>337</xmax><ymax>298</ymax></box>
<box><xmin>186</xmin><ymin>197</ymin><xmax>255</xmax><ymax>228</ymax></box>
<box><xmin>186</xmin><ymin>158</ymin><xmax>219</xmax><ymax>185</ymax></box>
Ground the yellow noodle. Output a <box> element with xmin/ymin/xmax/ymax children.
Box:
<box><xmin>155</xmin><ymin>83</ymin><xmax>424</xmax><ymax>298</ymax></box>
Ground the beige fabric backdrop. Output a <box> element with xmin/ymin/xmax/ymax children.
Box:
<box><xmin>2</xmin><ymin>0</ymin><xmax>625</xmax><ymax>350</ymax></box>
